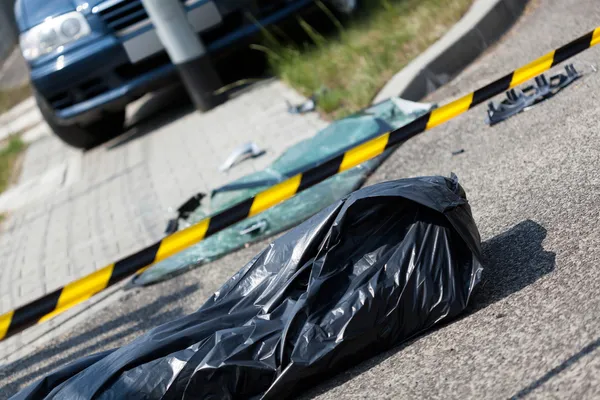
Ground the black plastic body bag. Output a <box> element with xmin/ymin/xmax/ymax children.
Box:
<box><xmin>14</xmin><ymin>175</ymin><xmax>483</xmax><ymax>400</ymax></box>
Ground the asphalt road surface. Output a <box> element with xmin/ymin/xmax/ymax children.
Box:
<box><xmin>2</xmin><ymin>0</ymin><xmax>600</xmax><ymax>398</ymax></box>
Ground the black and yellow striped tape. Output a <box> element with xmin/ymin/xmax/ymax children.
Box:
<box><xmin>1</xmin><ymin>27</ymin><xmax>598</xmax><ymax>342</ymax></box>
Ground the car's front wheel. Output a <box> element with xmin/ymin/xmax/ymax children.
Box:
<box><xmin>35</xmin><ymin>91</ymin><xmax>125</xmax><ymax>149</ymax></box>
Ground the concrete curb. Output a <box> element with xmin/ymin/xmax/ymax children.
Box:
<box><xmin>374</xmin><ymin>0</ymin><xmax>529</xmax><ymax>103</ymax></box>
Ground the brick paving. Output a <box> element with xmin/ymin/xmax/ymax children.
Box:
<box><xmin>0</xmin><ymin>80</ymin><xmax>325</xmax><ymax>358</ymax></box>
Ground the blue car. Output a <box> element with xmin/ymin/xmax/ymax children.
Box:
<box><xmin>14</xmin><ymin>0</ymin><xmax>352</xmax><ymax>148</ymax></box>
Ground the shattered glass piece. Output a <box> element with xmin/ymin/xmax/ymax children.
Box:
<box><xmin>135</xmin><ymin>98</ymin><xmax>433</xmax><ymax>286</ymax></box>
<box><xmin>219</xmin><ymin>142</ymin><xmax>265</xmax><ymax>172</ymax></box>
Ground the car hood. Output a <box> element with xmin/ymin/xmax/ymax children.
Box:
<box><xmin>15</xmin><ymin>0</ymin><xmax>107</xmax><ymax>31</ymax></box>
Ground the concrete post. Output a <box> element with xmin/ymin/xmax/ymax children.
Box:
<box><xmin>141</xmin><ymin>0</ymin><xmax>224</xmax><ymax>111</ymax></box>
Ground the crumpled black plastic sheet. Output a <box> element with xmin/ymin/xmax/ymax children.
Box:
<box><xmin>14</xmin><ymin>175</ymin><xmax>483</xmax><ymax>400</ymax></box>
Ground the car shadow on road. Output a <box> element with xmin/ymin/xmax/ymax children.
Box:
<box><xmin>301</xmin><ymin>219</ymin><xmax>556</xmax><ymax>399</ymax></box>
<box><xmin>104</xmin><ymin>84</ymin><xmax>195</xmax><ymax>150</ymax></box>
<box><xmin>104</xmin><ymin>44</ymin><xmax>273</xmax><ymax>150</ymax></box>
<box><xmin>0</xmin><ymin>283</ymin><xmax>199</xmax><ymax>399</ymax></box>
<box><xmin>105</xmin><ymin>75</ymin><xmax>273</xmax><ymax>150</ymax></box>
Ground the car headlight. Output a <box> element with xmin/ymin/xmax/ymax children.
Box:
<box><xmin>20</xmin><ymin>12</ymin><xmax>91</xmax><ymax>61</ymax></box>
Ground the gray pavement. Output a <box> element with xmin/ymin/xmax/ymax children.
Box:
<box><xmin>0</xmin><ymin>80</ymin><xmax>325</xmax><ymax>360</ymax></box>
<box><xmin>2</xmin><ymin>0</ymin><xmax>600</xmax><ymax>398</ymax></box>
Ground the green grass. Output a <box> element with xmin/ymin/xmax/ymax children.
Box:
<box><xmin>0</xmin><ymin>136</ymin><xmax>26</xmax><ymax>194</ymax></box>
<box><xmin>264</xmin><ymin>0</ymin><xmax>473</xmax><ymax>119</ymax></box>
<box><xmin>0</xmin><ymin>84</ymin><xmax>32</xmax><ymax>114</ymax></box>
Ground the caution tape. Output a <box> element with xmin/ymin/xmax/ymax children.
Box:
<box><xmin>1</xmin><ymin>27</ymin><xmax>599</xmax><ymax>342</ymax></box>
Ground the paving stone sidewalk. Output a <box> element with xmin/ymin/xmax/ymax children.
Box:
<box><xmin>0</xmin><ymin>80</ymin><xmax>326</xmax><ymax>357</ymax></box>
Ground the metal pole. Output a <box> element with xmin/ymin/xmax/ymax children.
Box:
<box><xmin>141</xmin><ymin>0</ymin><xmax>224</xmax><ymax>111</ymax></box>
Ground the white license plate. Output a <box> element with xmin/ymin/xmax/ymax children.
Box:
<box><xmin>123</xmin><ymin>1</ymin><xmax>222</xmax><ymax>64</ymax></box>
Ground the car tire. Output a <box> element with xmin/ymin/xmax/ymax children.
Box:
<box><xmin>35</xmin><ymin>91</ymin><xmax>126</xmax><ymax>149</ymax></box>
